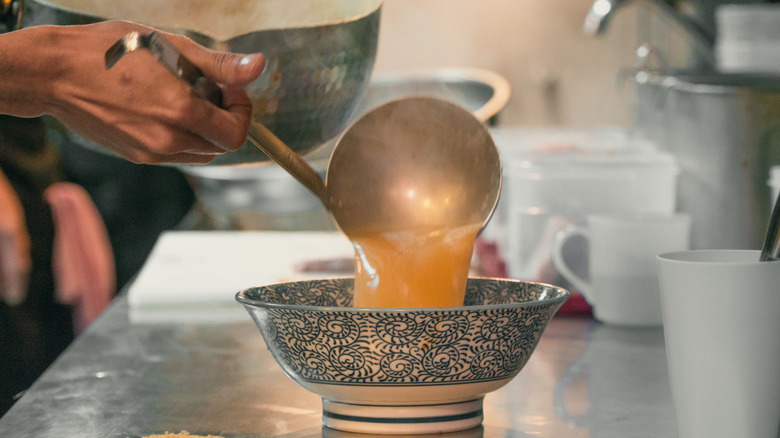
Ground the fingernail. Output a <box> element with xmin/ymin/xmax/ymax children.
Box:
<box><xmin>238</xmin><ymin>54</ymin><xmax>266</xmax><ymax>75</ymax></box>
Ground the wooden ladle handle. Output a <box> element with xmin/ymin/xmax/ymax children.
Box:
<box><xmin>246</xmin><ymin>119</ymin><xmax>330</xmax><ymax>210</ymax></box>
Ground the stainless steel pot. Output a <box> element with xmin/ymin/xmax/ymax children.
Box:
<box><xmin>24</xmin><ymin>0</ymin><xmax>381</xmax><ymax>165</ymax></box>
<box><xmin>633</xmin><ymin>72</ymin><xmax>780</xmax><ymax>250</ymax></box>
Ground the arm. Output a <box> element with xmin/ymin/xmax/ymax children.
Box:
<box><xmin>0</xmin><ymin>20</ymin><xmax>265</xmax><ymax>164</ymax></box>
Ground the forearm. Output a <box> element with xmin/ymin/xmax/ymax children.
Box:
<box><xmin>0</xmin><ymin>21</ymin><xmax>263</xmax><ymax>164</ymax></box>
<box><xmin>0</xmin><ymin>25</ymin><xmax>63</xmax><ymax>118</ymax></box>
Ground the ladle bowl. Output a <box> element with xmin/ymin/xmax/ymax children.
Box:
<box><xmin>327</xmin><ymin>97</ymin><xmax>503</xmax><ymax>236</ymax></box>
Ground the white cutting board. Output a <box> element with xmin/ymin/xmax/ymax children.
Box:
<box><xmin>126</xmin><ymin>231</ymin><xmax>354</xmax><ymax>323</ymax></box>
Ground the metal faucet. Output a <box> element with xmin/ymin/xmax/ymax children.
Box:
<box><xmin>583</xmin><ymin>0</ymin><xmax>716</xmax><ymax>70</ymax></box>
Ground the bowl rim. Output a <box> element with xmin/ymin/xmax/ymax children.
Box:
<box><xmin>234</xmin><ymin>276</ymin><xmax>570</xmax><ymax>313</ymax></box>
<box><xmin>34</xmin><ymin>0</ymin><xmax>384</xmax><ymax>43</ymax></box>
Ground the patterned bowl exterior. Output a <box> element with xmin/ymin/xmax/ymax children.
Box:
<box><xmin>236</xmin><ymin>278</ymin><xmax>568</xmax><ymax>403</ymax></box>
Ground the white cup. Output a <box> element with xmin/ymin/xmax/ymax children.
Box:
<box><xmin>551</xmin><ymin>214</ymin><xmax>690</xmax><ymax>326</ymax></box>
<box><xmin>716</xmin><ymin>4</ymin><xmax>780</xmax><ymax>74</ymax></box>
<box><xmin>657</xmin><ymin>250</ymin><xmax>780</xmax><ymax>438</ymax></box>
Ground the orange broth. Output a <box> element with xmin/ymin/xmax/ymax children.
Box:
<box><xmin>351</xmin><ymin>223</ymin><xmax>481</xmax><ymax>308</ymax></box>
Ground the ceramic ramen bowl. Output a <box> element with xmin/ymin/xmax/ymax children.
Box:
<box><xmin>235</xmin><ymin>277</ymin><xmax>569</xmax><ymax>435</ymax></box>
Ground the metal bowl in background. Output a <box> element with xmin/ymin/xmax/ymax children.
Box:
<box><xmin>25</xmin><ymin>0</ymin><xmax>382</xmax><ymax>165</ymax></box>
<box><xmin>361</xmin><ymin>67</ymin><xmax>511</xmax><ymax>126</ymax></box>
<box><xmin>183</xmin><ymin>67</ymin><xmax>512</xmax><ymax>231</ymax></box>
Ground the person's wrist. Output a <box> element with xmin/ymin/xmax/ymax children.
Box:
<box><xmin>29</xmin><ymin>25</ymin><xmax>75</xmax><ymax>119</ymax></box>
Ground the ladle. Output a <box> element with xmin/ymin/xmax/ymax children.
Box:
<box><xmin>105</xmin><ymin>32</ymin><xmax>502</xmax><ymax>235</ymax></box>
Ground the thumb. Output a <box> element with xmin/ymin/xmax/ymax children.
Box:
<box><xmin>185</xmin><ymin>44</ymin><xmax>265</xmax><ymax>86</ymax></box>
<box><xmin>205</xmin><ymin>51</ymin><xmax>266</xmax><ymax>85</ymax></box>
<box><xmin>165</xmin><ymin>32</ymin><xmax>266</xmax><ymax>85</ymax></box>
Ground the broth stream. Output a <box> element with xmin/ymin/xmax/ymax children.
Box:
<box><xmin>351</xmin><ymin>223</ymin><xmax>482</xmax><ymax>308</ymax></box>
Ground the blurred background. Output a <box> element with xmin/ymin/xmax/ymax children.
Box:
<box><xmin>376</xmin><ymin>0</ymin><xmax>641</xmax><ymax>127</ymax></box>
<box><xmin>18</xmin><ymin>0</ymin><xmax>709</xmax><ymax>287</ymax></box>
<box><xmin>4</xmin><ymin>0</ymin><xmax>780</xmax><ymax>417</ymax></box>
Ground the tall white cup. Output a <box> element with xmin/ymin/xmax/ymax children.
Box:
<box><xmin>551</xmin><ymin>214</ymin><xmax>690</xmax><ymax>326</ymax></box>
<box><xmin>657</xmin><ymin>250</ymin><xmax>780</xmax><ymax>438</ymax></box>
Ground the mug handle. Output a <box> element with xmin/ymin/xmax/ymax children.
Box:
<box><xmin>550</xmin><ymin>224</ymin><xmax>595</xmax><ymax>304</ymax></box>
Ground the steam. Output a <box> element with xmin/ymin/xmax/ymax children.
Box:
<box><xmin>48</xmin><ymin>0</ymin><xmax>381</xmax><ymax>41</ymax></box>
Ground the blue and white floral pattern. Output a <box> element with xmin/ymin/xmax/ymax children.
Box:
<box><xmin>237</xmin><ymin>278</ymin><xmax>567</xmax><ymax>386</ymax></box>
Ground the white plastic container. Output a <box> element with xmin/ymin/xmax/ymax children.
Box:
<box><xmin>487</xmin><ymin>127</ymin><xmax>679</xmax><ymax>285</ymax></box>
<box><xmin>716</xmin><ymin>4</ymin><xmax>780</xmax><ymax>73</ymax></box>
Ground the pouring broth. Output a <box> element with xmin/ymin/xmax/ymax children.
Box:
<box><xmin>351</xmin><ymin>223</ymin><xmax>482</xmax><ymax>308</ymax></box>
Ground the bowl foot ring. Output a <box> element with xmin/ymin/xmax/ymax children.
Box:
<box><xmin>321</xmin><ymin>397</ymin><xmax>484</xmax><ymax>435</ymax></box>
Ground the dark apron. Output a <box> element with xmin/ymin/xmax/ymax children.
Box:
<box><xmin>0</xmin><ymin>115</ymin><xmax>72</xmax><ymax>416</ymax></box>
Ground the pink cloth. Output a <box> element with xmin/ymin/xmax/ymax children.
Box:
<box><xmin>45</xmin><ymin>182</ymin><xmax>115</xmax><ymax>334</ymax></box>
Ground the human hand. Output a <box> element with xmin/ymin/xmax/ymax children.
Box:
<box><xmin>0</xmin><ymin>170</ymin><xmax>30</xmax><ymax>306</ymax></box>
<box><xmin>2</xmin><ymin>21</ymin><xmax>266</xmax><ymax>164</ymax></box>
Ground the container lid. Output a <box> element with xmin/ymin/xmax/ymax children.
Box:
<box><xmin>491</xmin><ymin>126</ymin><xmax>678</xmax><ymax>179</ymax></box>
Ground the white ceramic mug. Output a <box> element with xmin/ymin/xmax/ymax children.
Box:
<box><xmin>657</xmin><ymin>250</ymin><xmax>780</xmax><ymax>438</ymax></box>
<box><xmin>551</xmin><ymin>214</ymin><xmax>690</xmax><ymax>326</ymax></box>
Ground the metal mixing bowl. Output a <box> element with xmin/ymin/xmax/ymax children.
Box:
<box><xmin>25</xmin><ymin>0</ymin><xmax>382</xmax><ymax>165</ymax></box>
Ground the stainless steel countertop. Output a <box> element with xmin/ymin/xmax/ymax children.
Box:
<box><xmin>0</xmin><ymin>295</ymin><xmax>676</xmax><ymax>437</ymax></box>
